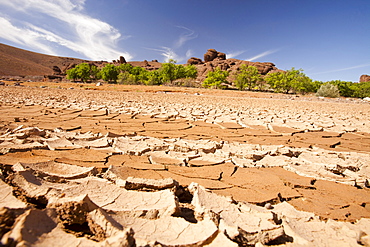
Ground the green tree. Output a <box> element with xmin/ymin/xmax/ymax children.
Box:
<box><xmin>265</xmin><ymin>68</ymin><xmax>312</xmax><ymax>94</ymax></box>
<box><xmin>234</xmin><ymin>65</ymin><xmax>262</xmax><ymax>91</ymax></box>
<box><xmin>118</xmin><ymin>63</ymin><xmax>134</xmax><ymax>73</ymax></box>
<box><xmin>352</xmin><ymin>81</ymin><xmax>370</xmax><ymax>98</ymax></box>
<box><xmin>66</xmin><ymin>67</ymin><xmax>78</xmax><ymax>82</ymax></box>
<box><xmin>184</xmin><ymin>65</ymin><xmax>198</xmax><ymax>79</ymax></box>
<box><xmin>146</xmin><ymin>70</ymin><xmax>163</xmax><ymax>85</ymax></box>
<box><xmin>90</xmin><ymin>65</ymin><xmax>101</xmax><ymax>82</ymax></box>
<box><xmin>327</xmin><ymin>80</ymin><xmax>355</xmax><ymax>97</ymax></box>
<box><xmin>76</xmin><ymin>63</ymin><xmax>91</xmax><ymax>83</ymax></box>
<box><xmin>66</xmin><ymin>63</ymin><xmax>100</xmax><ymax>83</ymax></box>
<box><xmin>159</xmin><ymin>59</ymin><xmax>178</xmax><ymax>84</ymax></box>
<box><xmin>302</xmin><ymin>80</ymin><xmax>323</xmax><ymax>93</ymax></box>
<box><xmin>202</xmin><ymin>68</ymin><xmax>229</xmax><ymax>89</ymax></box>
<box><xmin>129</xmin><ymin>66</ymin><xmax>148</xmax><ymax>84</ymax></box>
<box><xmin>100</xmin><ymin>64</ymin><xmax>119</xmax><ymax>83</ymax></box>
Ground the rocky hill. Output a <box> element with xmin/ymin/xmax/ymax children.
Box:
<box><xmin>0</xmin><ymin>43</ymin><xmax>87</xmax><ymax>77</ymax></box>
<box><xmin>187</xmin><ymin>48</ymin><xmax>284</xmax><ymax>82</ymax></box>
<box><xmin>0</xmin><ymin>43</ymin><xmax>283</xmax><ymax>83</ymax></box>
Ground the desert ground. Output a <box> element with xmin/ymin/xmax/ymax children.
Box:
<box><xmin>1</xmin><ymin>81</ymin><xmax>370</xmax><ymax>246</ymax></box>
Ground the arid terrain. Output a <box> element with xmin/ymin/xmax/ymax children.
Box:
<box><xmin>0</xmin><ymin>80</ymin><xmax>370</xmax><ymax>246</ymax></box>
<box><xmin>0</xmin><ymin>43</ymin><xmax>370</xmax><ymax>246</ymax></box>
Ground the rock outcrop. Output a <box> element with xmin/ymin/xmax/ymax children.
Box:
<box><xmin>186</xmin><ymin>49</ymin><xmax>281</xmax><ymax>84</ymax></box>
<box><xmin>360</xmin><ymin>74</ymin><xmax>370</xmax><ymax>83</ymax></box>
<box><xmin>119</xmin><ymin>56</ymin><xmax>126</xmax><ymax>64</ymax></box>
<box><xmin>204</xmin><ymin>49</ymin><xmax>226</xmax><ymax>62</ymax></box>
<box><xmin>187</xmin><ymin>57</ymin><xmax>203</xmax><ymax>65</ymax></box>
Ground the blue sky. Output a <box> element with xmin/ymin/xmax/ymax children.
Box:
<box><xmin>0</xmin><ymin>0</ymin><xmax>369</xmax><ymax>82</ymax></box>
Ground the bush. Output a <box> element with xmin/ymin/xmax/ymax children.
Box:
<box><xmin>265</xmin><ymin>68</ymin><xmax>313</xmax><ymax>94</ymax></box>
<box><xmin>316</xmin><ymin>83</ymin><xmax>340</xmax><ymax>98</ymax></box>
<box><xmin>100</xmin><ymin>64</ymin><xmax>119</xmax><ymax>83</ymax></box>
<box><xmin>234</xmin><ymin>65</ymin><xmax>262</xmax><ymax>91</ymax></box>
<box><xmin>66</xmin><ymin>63</ymin><xmax>100</xmax><ymax>83</ymax></box>
<box><xmin>327</xmin><ymin>80</ymin><xmax>355</xmax><ymax>97</ymax></box>
<box><xmin>353</xmin><ymin>81</ymin><xmax>370</xmax><ymax>98</ymax></box>
<box><xmin>202</xmin><ymin>68</ymin><xmax>229</xmax><ymax>89</ymax></box>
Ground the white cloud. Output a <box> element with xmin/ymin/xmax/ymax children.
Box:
<box><xmin>226</xmin><ymin>50</ymin><xmax>247</xmax><ymax>59</ymax></box>
<box><xmin>174</xmin><ymin>26</ymin><xmax>197</xmax><ymax>49</ymax></box>
<box><xmin>145</xmin><ymin>47</ymin><xmax>180</xmax><ymax>63</ymax></box>
<box><xmin>245</xmin><ymin>49</ymin><xmax>280</xmax><ymax>61</ymax></box>
<box><xmin>0</xmin><ymin>0</ymin><xmax>132</xmax><ymax>61</ymax></box>
<box><xmin>311</xmin><ymin>63</ymin><xmax>370</xmax><ymax>75</ymax></box>
<box><xmin>148</xmin><ymin>26</ymin><xmax>197</xmax><ymax>63</ymax></box>
<box><xmin>0</xmin><ymin>17</ymin><xmax>55</xmax><ymax>55</ymax></box>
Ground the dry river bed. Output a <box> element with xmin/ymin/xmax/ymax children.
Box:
<box><xmin>0</xmin><ymin>82</ymin><xmax>370</xmax><ymax>246</ymax></box>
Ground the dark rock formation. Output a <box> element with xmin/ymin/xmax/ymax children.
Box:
<box><xmin>193</xmin><ymin>55</ymin><xmax>279</xmax><ymax>83</ymax></box>
<box><xmin>187</xmin><ymin>57</ymin><xmax>203</xmax><ymax>65</ymax></box>
<box><xmin>119</xmin><ymin>56</ymin><xmax>126</xmax><ymax>64</ymax></box>
<box><xmin>360</xmin><ymin>74</ymin><xmax>370</xmax><ymax>83</ymax></box>
<box><xmin>204</xmin><ymin>49</ymin><xmax>226</xmax><ymax>62</ymax></box>
<box><xmin>52</xmin><ymin>66</ymin><xmax>62</xmax><ymax>75</ymax></box>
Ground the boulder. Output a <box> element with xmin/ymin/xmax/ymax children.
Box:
<box><xmin>187</xmin><ymin>57</ymin><xmax>203</xmax><ymax>65</ymax></box>
<box><xmin>204</xmin><ymin>49</ymin><xmax>226</xmax><ymax>62</ymax></box>
<box><xmin>360</xmin><ymin>74</ymin><xmax>370</xmax><ymax>83</ymax></box>
<box><xmin>119</xmin><ymin>56</ymin><xmax>126</xmax><ymax>64</ymax></box>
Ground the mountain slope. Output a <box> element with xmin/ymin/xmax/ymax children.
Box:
<box><xmin>0</xmin><ymin>43</ymin><xmax>86</xmax><ymax>76</ymax></box>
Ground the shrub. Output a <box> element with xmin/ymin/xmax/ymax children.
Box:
<box><xmin>100</xmin><ymin>64</ymin><xmax>119</xmax><ymax>83</ymax></box>
<box><xmin>265</xmin><ymin>68</ymin><xmax>313</xmax><ymax>94</ymax></box>
<box><xmin>202</xmin><ymin>68</ymin><xmax>229</xmax><ymax>89</ymax></box>
<box><xmin>353</xmin><ymin>81</ymin><xmax>370</xmax><ymax>98</ymax></box>
<box><xmin>327</xmin><ymin>80</ymin><xmax>355</xmax><ymax>97</ymax></box>
<box><xmin>234</xmin><ymin>65</ymin><xmax>262</xmax><ymax>91</ymax></box>
<box><xmin>316</xmin><ymin>83</ymin><xmax>340</xmax><ymax>98</ymax></box>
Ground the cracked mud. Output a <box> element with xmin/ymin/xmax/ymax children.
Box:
<box><xmin>1</xmin><ymin>83</ymin><xmax>370</xmax><ymax>246</ymax></box>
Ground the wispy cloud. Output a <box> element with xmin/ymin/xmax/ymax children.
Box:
<box><xmin>226</xmin><ymin>50</ymin><xmax>247</xmax><ymax>59</ymax></box>
<box><xmin>174</xmin><ymin>26</ymin><xmax>197</xmax><ymax>49</ymax></box>
<box><xmin>146</xmin><ymin>47</ymin><xmax>180</xmax><ymax>63</ymax></box>
<box><xmin>0</xmin><ymin>0</ymin><xmax>132</xmax><ymax>61</ymax></box>
<box><xmin>245</xmin><ymin>49</ymin><xmax>280</xmax><ymax>61</ymax></box>
<box><xmin>311</xmin><ymin>63</ymin><xmax>370</xmax><ymax>75</ymax></box>
<box><xmin>149</xmin><ymin>26</ymin><xmax>197</xmax><ymax>63</ymax></box>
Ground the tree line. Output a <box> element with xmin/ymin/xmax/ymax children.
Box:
<box><xmin>66</xmin><ymin>60</ymin><xmax>197</xmax><ymax>86</ymax></box>
<box><xmin>66</xmin><ymin>62</ymin><xmax>370</xmax><ymax>98</ymax></box>
<box><xmin>201</xmin><ymin>65</ymin><xmax>370</xmax><ymax>98</ymax></box>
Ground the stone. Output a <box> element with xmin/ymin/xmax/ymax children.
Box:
<box><xmin>187</xmin><ymin>57</ymin><xmax>203</xmax><ymax>65</ymax></box>
<box><xmin>360</xmin><ymin>74</ymin><xmax>370</xmax><ymax>83</ymax></box>
<box><xmin>119</xmin><ymin>56</ymin><xmax>126</xmax><ymax>64</ymax></box>
<box><xmin>204</xmin><ymin>49</ymin><xmax>226</xmax><ymax>62</ymax></box>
